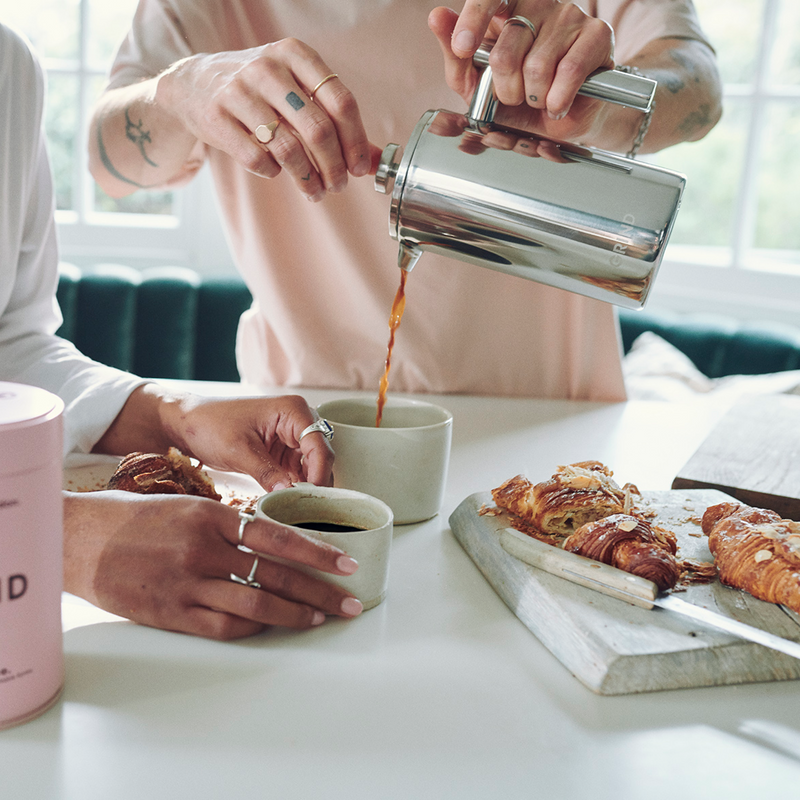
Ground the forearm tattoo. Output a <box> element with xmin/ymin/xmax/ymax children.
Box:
<box><xmin>667</xmin><ymin>47</ymin><xmax>712</xmax><ymax>137</ymax></box>
<box><xmin>659</xmin><ymin>73</ymin><xmax>685</xmax><ymax>94</ymax></box>
<box><xmin>678</xmin><ymin>103</ymin><xmax>713</xmax><ymax>137</ymax></box>
<box><xmin>95</xmin><ymin>108</ymin><xmax>156</xmax><ymax>189</ymax></box>
<box><xmin>125</xmin><ymin>107</ymin><xmax>159</xmax><ymax>167</ymax></box>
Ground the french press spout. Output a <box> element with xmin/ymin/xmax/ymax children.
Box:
<box><xmin>374</xmin><ymin>43</ymin><xmax>686</xmax><ymax>309</ymax></box>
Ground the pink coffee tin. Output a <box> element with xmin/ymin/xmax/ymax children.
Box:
<box><xmin>0</xmin><ymin>382</ymin><xmax>64</xmax><ymax>730</ymax></box>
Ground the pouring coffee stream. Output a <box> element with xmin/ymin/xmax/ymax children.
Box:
<box><xmin>375</xmin><ymin>266</ymin><xmax>408</xmax><ymax>428</ymax></box>
<box><xmin>373</xmin><ymin>43</ymin><xmax>686</xmax><ymax>423</ymax></box>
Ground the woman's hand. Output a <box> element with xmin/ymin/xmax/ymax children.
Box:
<box><xmin>165</xmin><ymin>393</ymin><xmax>336</xmax><ymax>491</ymax></box>
<box><xmin>94</xmin><ymin>388</ymin><xmax>334</xmax><ymax>492</ymax></box>
<box><xmin>64</xmin><ymin>491</ymin><xmax>362</xmax><ymax>640</ymax></box>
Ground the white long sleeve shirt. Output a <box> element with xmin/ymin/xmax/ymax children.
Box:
<box><xmin>1</xmin><ymin>24</ymin><xmax>145</xmax><ymax>457</ymax></box>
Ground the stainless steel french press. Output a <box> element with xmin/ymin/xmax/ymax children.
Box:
<box><xmin>374</xmin><ymin>43</ymin><xmax>686</xmax><ymax>309</ymax></box>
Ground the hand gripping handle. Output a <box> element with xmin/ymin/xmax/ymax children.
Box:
<box><xmin>468</xmin><ymin>41</ymin><xmax>656</xmax><ymax>126</ymax></box>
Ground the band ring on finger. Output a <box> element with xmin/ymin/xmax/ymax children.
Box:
<box><xmin>231</xmin><ymin>554</ymin><xmax>261</xmax><ymax>589</ymax></box>
<box><xmin>254</xmin><ymin>119</ymin><xmax>281</xmax><ymax>144</ymax></box>
<box><xmin>299</xmin><ymin>418</ymin><xmax>334</xmax><ymax>442</ymax></box>
<box><xmin>237</xmin><ymin>509</ymin><xmax>257</xmax><ymax>551</ymax></box>
<box><xmin>504</xmin><ymin>14</ymin><xmax>537</xmax><ymax>39</ymax></box>
<box><xmin>309</xmin><ymin>73</ymin><xmax>339</xmax><ymax>101</ymax></box>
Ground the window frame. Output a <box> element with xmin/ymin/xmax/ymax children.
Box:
<box><xmin>651</xmin><ymin>0</ymin><xmax>800</xmax><ymax>326</ymax></box>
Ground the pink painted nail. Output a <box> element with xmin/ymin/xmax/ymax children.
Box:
<box><xmin>336</xmin><ymin>555</ymin><xmax>359</xmax><ymax>574</ymax></box>
<box><xmin>341</xmin><ymin>597</ymin><xmax>363</xmax><ymax>616</ymax></box>
<box><xmin>311</xmin><ymin>610</ymin><xmax>326</xmax><ymax>626</ymax></box>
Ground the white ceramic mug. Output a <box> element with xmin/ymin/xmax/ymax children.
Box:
<box><xmin>316</xmin><ymin>397</ymin><xmax>453</xmax><ymax>525</ymax></box>
<box><xmin>256</xmin><ymin>484</ymin><xmax>393</xmax><ymax>611</ymax></box>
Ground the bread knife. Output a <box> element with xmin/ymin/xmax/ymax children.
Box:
<box><xmin>499</xmin><ymin>527</ymin><xmax>800</xmax><ymax>661</ymax></box>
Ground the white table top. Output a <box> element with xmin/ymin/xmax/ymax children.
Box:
<box><xmin>4</xmin><ymin>385</ymin><xmax>800</xmax><ymax>799</ymax></box>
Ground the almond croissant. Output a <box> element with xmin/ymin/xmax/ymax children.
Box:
<box><xmin>107</xmin><ymin>447</ymin><xmax>221</xmax><ymax>501</ymax></box>
<box><xmin>562</xmin><ymin>513</ymin><xmax>681</xmax><ymax>591</ymax></box>
<box><xmin>702</xmin><ymin>502</ymin><xmax>800</xmax><ymax>613</ymax></box>
<box><xmin>492</xmin><ymin>461</ymin><xmax>639</xmax><ymax>537</ymax></box>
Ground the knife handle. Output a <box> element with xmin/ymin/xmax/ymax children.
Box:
<box><xmin>499</xmin><ymin>528</ymin><xmax>658</xmax><ymax>609</ymax></box>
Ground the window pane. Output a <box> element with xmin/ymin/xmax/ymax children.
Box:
<box><xmin>94</xmin><ymin>185</ymin><xmax>175</xmax><ymax>216</ymax></box>
<box><xmin>0</xmin><ymin>0</ymin><xmax>80</xmax><ymax>61</ymax></box>
<box><xmin>87</xmin><ymin>0</ymin><xmax>140</xmax><ymax>70</ymax></box>
<box><xmin>45</xmin><ymin>73</ymin><xmax>78</xmax><ymax>210</ymax></box>
<box><xmin>754</xmin><ymin>101</ymin><xmax>800</xmax><ymax>251</ymax></box>
<box><xmin>693</xmin><ymin>0</ymin><xmax>765</xmax><ymax>85</ymax></box>
<box><xmin>651</xmin><ymin>99</ymin><xmax>749</xmax><ymax>248</ymax></box>
<box><xmin>768</xmin><ymin>0</ymin><xmax>800</xmax><ymax>85</ymax></box>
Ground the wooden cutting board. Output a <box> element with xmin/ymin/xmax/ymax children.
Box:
<box><xmin>449</xmin><ymin>488</ymin><xmax>800</xmax><ymax>695</ymax></box>
<box><xmin>672</xmin><ymin>394</ymin><xmax>800</xmax><ymax>520</ymax></box>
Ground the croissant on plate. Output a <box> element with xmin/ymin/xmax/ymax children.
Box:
<box><xmin>492</xmin><ymin>461</ymin><xmax>638</xmax><ymax>537</ymax></box>
<box><xmin>106</xmin><ymin>447</ymin><xmax>221</xmax><ymax>501</ymax></box>
<box><xmin>702</xmin><ymin>502</ymin><xmax>800</xmax><ymax>613</ymax></box>
<box><xmin>562</xmin><ymin>513</ymin><xmax>681</xmax><ymax>591</ymax></box>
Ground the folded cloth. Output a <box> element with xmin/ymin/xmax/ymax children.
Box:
<box><xmin>623</xmin><ymin>332</ymin><xmax>800</xmax><ymax>403</ymax></box>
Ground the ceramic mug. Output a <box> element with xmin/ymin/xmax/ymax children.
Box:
<box><xmin>256</xmin><ymin>484</ymin><xmax>393</xmax><ymax>611</ymax></box>
<box><xmin>316</xmin><ymin>397</ymin><xmax>453</xmax><ymax>525</ymax></box>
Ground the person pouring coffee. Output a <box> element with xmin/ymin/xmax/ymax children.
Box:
<box><xmin>88</xmin><ymin>1</ymin><xmax>721</xmax><ymax>401</ymax></box>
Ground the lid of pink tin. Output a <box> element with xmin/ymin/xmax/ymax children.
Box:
<box><xmin>0</xmin><ymin>383</ymin><xmax>63</xmax><ymax>475</ymax></box>
<box><xmin>0</xmin><ymin>382</ymin><xmax>63</xmax><ymax>428</ymax></box>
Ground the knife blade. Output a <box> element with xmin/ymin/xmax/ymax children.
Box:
<box><xmin>499</xmin><ymin>527</ymin><xmax>800</xmax><ymax>661</ymax></box>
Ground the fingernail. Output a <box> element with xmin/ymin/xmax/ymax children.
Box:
<box><xmin>272</xmin><ymin>481</ymin><xmax>291</xmax><ymax>491</ymax></box>
<box><xmin>336</xmin><ymin>555</ymin><xmax>359</xmax><ymax>575</ymax></box>
<box><xmin>308</xmin><ymin>191</ymin><xmax>326</xmax><ymax>203</ymax></box>
<box><xmin>453</xmin><ymin>30</ymin><xmax>475</xmax><ymax>55</ymax></box>
<box><xmin>341</xmin><ymin>597</ymin><xmax>363</xmax><ymax>616</ymax></box>
<box><xmin>311</xmin><ymin>610</ymin><xmax>326</xmax><ymax>626</ymax></box>
<box><xmin>352</xmin><ymin>158</ymin><xmax>369</xmax><ymax>178</ymax></box>
<box><xmin>548</xmin><ymin>110</ymin><xmax>567</xmax><ymax>121</ymax></box>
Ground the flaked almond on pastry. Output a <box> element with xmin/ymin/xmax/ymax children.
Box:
<box><xmin>563</xmin><ymin>513</ymin><xmax>681</xmax><ymax>592</ymax></box>
<box><xmin>702</xmin><ymin>502</ymin><xmax>800</xmax><ymax>613</ymax></box>
<box><xmin>492</xmin><ymin>461</ymin><xmax>640</xmax><ymax>537</ymax></box>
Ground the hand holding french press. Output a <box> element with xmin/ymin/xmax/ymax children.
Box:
<box><xmin>430</xmin><ymin>2</ymin><xmax>617</xmax><ymax>141</ymax></box>
<box><xmin>431</xmin><ymin>0</ymin><xmax>722</xmax><ymax>156</ymax></box>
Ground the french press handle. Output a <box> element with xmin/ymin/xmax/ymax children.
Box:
<box><xmin>468</xmin><ymin>41</ymin><xmax>656</xmax><ymax>126</ymax></box>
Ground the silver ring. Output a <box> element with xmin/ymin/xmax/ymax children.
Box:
<box><xmin>237</xmin><ymin>509</ymin><xmax>257</xmax><ymax>550</ymax></box>
<box><xmin>299</xmin><ymin>418</ymin><xmax>334</xmax><ymax>442</ymax></box>
<box><xmin>231</xmin><ymin>554</ymin><xmax>261</xmax><ymax>589</ymax></box>
<box><xmin>504</xmin><ymin>15</ymin><xmax>537</xmax><ymax>38</ymax></box>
